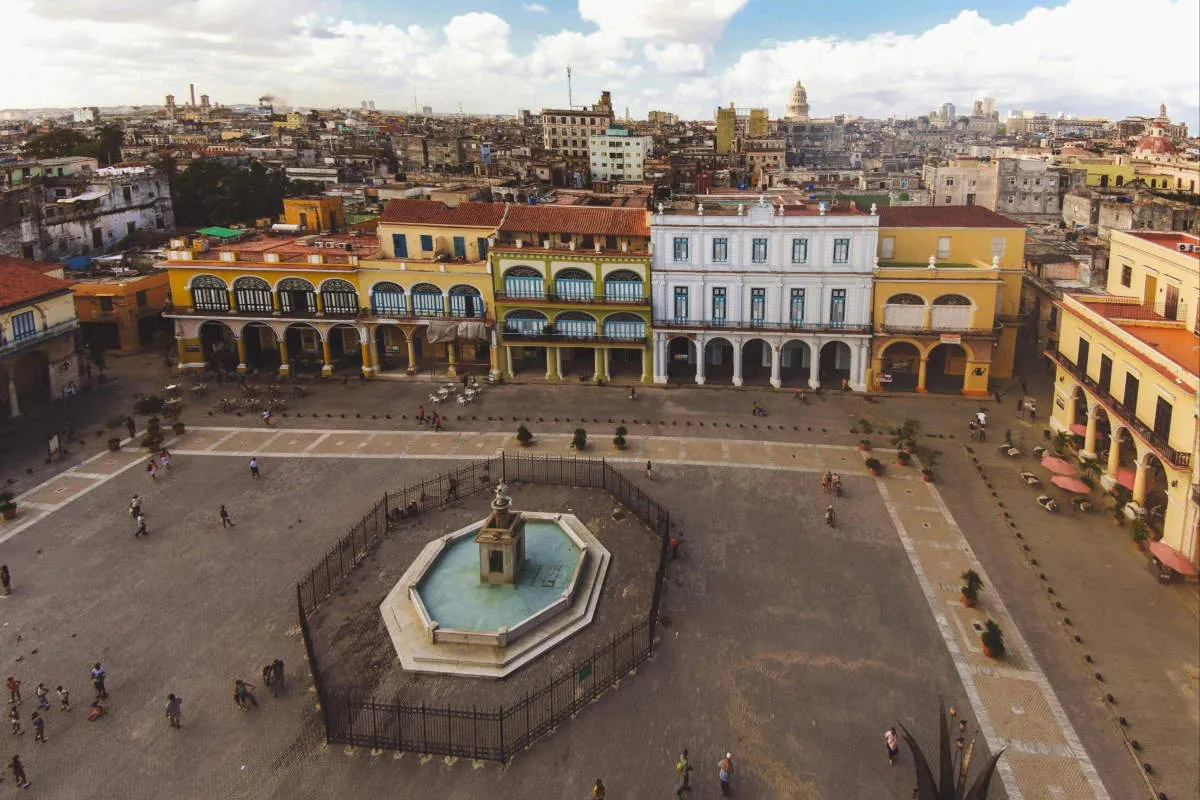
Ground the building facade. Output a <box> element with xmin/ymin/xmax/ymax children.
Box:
<box><xmin>492</xmin><ymin>205</ymin><xmax>652</xmax><ymax>383</ymax></box>
<box><xmin>72</xmin><ymin>270</ymin><xmax>171</xmax><ymax>354</ymax></box>
<box><xmin>871</xmin><ymin>206</ymin><xmax>1027</xmax><ymax>395</ymax></box>
<box><xmin>588</xmin><ymin>127</ymin><xmax>652</xmax><ymax>183</ymax></box>
<box><xmin>0</xmin><ymin>258</ymin><xmax>81</xmax><ymax>419</ymax></box>
<box><xmin>650</xmin><ymin>198</ymin><xmax>877</xmax><ymax>390</ymax></box>
<box><xmin>540</xmin><ymin>92</ymin><xmax>615</xmax><ymax>158</ymax></box>
<box><xmin>1046</xmin><ymin>231</ymin><xmax>1199</xmax><ymax>566</ymax></box>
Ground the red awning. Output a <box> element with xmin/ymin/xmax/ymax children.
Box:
<box><xmin>1068</xmin><ymin>423</ymin><xmax>1087</xmax><ymax>436</ymax></box>
<box><xmin>1116</xmin><ymin>468</ymin><xmax>1136</xmax><ymax>491</ymax></box>
<box><xmin>1041</xmin><ymin>455</ymin><xmax>1078</xmax><ymax>476</ymax></box>
<box><xmin>1149</xmin><ymin>542</ymin><xmax>1198</xmax><ymax>576</ymax></box>
<box><xmin>1051</xmin><ymin>475</ymin><xmax>1091</xmax><ymax>494</ymax></box>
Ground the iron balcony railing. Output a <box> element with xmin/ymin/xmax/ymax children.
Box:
<box><xmin>0</xmin><ymin>319</ymin><xmax>79</xmax><ymax>357</ymax></box>
<box><xmin>653</xmin><ymin>318</ymin><xmax>870</xmax><ymax>334</ymax></box>
<box><xmin>495</xmin><ymin>291</ymin><xmax>649</xmax><ymax>306</ymax></box>
<box><xmin>163</xmin><ymin>303</ymin><xmax>487</xmax><ymax>322</ymax></box>
<box><xmin>879</xmin><ymin>324</ymin><xmax>1002</xmax><ymax>337</ymax></box>
<box><xmin>1047</xmin><ymin>348</ymin><xmax>1191</xmax><ymax>469</ymax></box>
<box><xmin>500</xmin><ymin>328</ymin><xmax>646</xmax><ymax>345</ymax></box>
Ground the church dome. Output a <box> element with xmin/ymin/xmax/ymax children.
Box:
<box><xmin>1134</xmin><ymin>135</ymin><xmax>1176</xmax><ymax>156</ymax></box>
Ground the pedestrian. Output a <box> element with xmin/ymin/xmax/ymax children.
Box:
<box><xmin>591</xmin><ymin>778</ymin><xmax>606</xmax><ymax>799</ymax></box>
<box><xmin>6</xmin><ymin>677</ymin><xmax>21</xmax><ymax>706</ymax></box>
<box><xmin>261</xmin><ymin>409</ymin><xmax>272</xmax><ymax>427</ymax></box>
<box><xmin>675</xmin><ymin>748</ymin><xmax>693</xmax><ymax>797</ymax></box>
<box><xmin>629</xmin><ymin>386</ymin><xmax>636</xmax><ymax>400</ymax></box>
<box><xmin>135</xmin><ymin>513</ymin><xmax>148</xmax><ymax>538</ymax></box>
<box><xmin>417</xmin><ymin>405</ymin><xmax>426</xmax><ymax>425</ymax></box>
<box><xmin>8</xmin><ymin>706</ymin><xmax>22</xmax><ymax>735</ymax></box>
<box><xmin>233</xmin><ymin>679</ymin><xmax>257</xmax><ymax>711</ymax></box>
<box><xmin>87</xmin><ymin>700</ymin><xmax>105</xmax><ymax>722</ymax></box>
<box><xmin>433</xmin><ymin>412</ymin><xmax>443</xmax><ymax>432</ymax></box>
<box><xmin>447</xmin><ymin>477</ymin><xmax>458</xmax><ymax>501</ymax></box>
<box><xmin>718</xmin><ymin>753</ymin><xmax>733</xmax><ymax>796</ymax></box>
<box><xmin>0</xmin><ymin>565</ymin><xmax>10</xmax><ymax>596</ymax></box>
<box><xmin>31</xmin><ymin>711</ymin><xmax>45</xmax><ymax>743</ymax></box>
<box><xmin>125</xmin><ymin>416</ymin><xmax>136</xmax><ymax>439</ymax></box>
<box><xmin>1028</xmin><ymin>399</ymin><xmax>1038</xmax><ymax>420</ymax></box>
<box><xmin>1019</xmin><ymin>378</ymin><xmax>1028</xmax><ymax>395</ymax></box>
<box><xmin>55</xmin><ymin>686</ymin><xmax>69</xmax><ymax>712</ymax></box>
<box><xmin>8</xmin><ymin>754</ymin><xmax>30</xmax><ymax>788</ymax></box>
<box><xmin>1015</xmin><ymin>393</ymin><xmax>1024</xmax><ymax>415</ymax></box>
<box><xmin>159</xmin><ymin>449</ymin><xmax>171</xmax><ymax>470</ymax></box>
<box><xmin>824</xmin><ymin>504</ymin><xmax>835</xmax><ymax>527</ymax></box>
<box><xmin>885</xmin><ymin>726</ymin><xmax>900</xmax><ymax>765</ymax></box>
<box><xmin>669</xmin><ymin>535</ymin><xmax>683</xmax><ymax>561</ymax></box>
<box><xmin>90</xmin><ymin>663</ymin><xmax>107</xmax><ymax>700</ymax></box>
<box><xmin>220</xmin><ymin>505</ymin><xmax>234</xmax><ymax>528</ymax></box>
<box><xmin>33</xmin><ymin>685</ymin><xmax>49</xmax><ymax>712</ymax></box>
<box><xmin>129</xmin><ymin>494</ymin><xmax>142</xmax><ymax>518</ymax></box>
<box><xmin>249</xmin><ymin>458</ymin><xmax>260</xmax><ymax>479</ymax></box>
<box><xmin>645</xmin><ymin>460</ymin><xmax>653</xmax><ymax>480</ymax></box>
<box><xmin>270</xmin><ymin>659</ymin><xmax>284</xmax><ymax>693</ymax></box>
<box><xmin>165</xmin><ymin>694</ymin><xmax>182</xmax><ymax>729</ymax></box>
<box><xmin>147</xmin><ymin>458</ymin><xmax>158</xmax><ymax>481</ymax></box>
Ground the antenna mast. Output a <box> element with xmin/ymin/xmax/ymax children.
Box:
<box><xmin>567</xmin><ymin>65</ymin><xmax>573</xmax><ymax>109</ymax></box>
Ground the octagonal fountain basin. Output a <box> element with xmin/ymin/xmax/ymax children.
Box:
<box><xmin>381</xmin><ymin>511</ymin><xmax>611</xmax><ymax>679</ymax></box>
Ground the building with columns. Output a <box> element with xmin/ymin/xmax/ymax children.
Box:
<box><xmin>1046</xmin><ymin>230</ymin><xmax>1199</xmax><ymax>568</ymax></box>
<box><xmin>0</xmin><ymin>257</ymin><xmax>81</xmax><ymax>419</ymax></box>
<box><xmin>492</xmin><ymin>205</ymin><xmax>652</xmax><ymax>383</ymax></box>
<box><xmin>649</xmin><ymin>197</ymin><xmax>876</xmax><ymax>390</ymax></box>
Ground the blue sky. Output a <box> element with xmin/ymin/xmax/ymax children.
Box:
<box><xmin>5</xmin><ymin>0</ymin><xmax>1198</xmax><ymax>127</ymax></box>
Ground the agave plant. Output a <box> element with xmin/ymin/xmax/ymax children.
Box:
<box><xmin>898</xmin><ymin>697</ymin><xmax>1006</xmax><ymax>800</ymax></box>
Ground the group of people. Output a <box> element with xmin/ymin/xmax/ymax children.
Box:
<box><xmin>592</xmin><ymin>750</ymin><xmax>734</xmax><ymax>800</ymax></box>
<box><xmin>414</xmin><ymin>406</ymin><xmax>444</xmax><ymax>432</ymax></box>
<box><xmin>820</xmin><ymin>471</ymin><xmax>843</xmax><ymax>497</ymax></box>
<box><xmin>145</xmin><ymin>448</ymin><xmax>172</xmax><ymax>481</ymax></box>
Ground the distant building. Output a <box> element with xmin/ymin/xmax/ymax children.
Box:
<box><xmin>588</xmin><ymin>126</ymin><xmax>652</xmax><ymax>183</ymax></box>
<box><xmin>540</xmin><ymin>92</ymin><xmax>615</xmax><ymax>158</ymax></box>
<box><xmin>785</xmin><ymin>80</ymin><xmax>810</xmax><ymax>121</ymax></box>
<box><xmin>0</xmin><ymin>257</ymin><xmax>81</xmax><ymax>418</ymax></box>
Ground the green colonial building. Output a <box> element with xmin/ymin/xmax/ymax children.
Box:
<box><xmin>490</xmin><ymin>205</ymin><xmax>653</xmax><ymax>382</ymax></box>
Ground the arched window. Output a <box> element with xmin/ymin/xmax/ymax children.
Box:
<box><xmin>411</xmin><ymin>283</ymin><xmax>444</xmax><ymax>317</ymax></box>
<box><xmin>277</xmin><ymin>277</ymin><xmax>317</xmax><ymax>314</ymax></box>
<box><xmin>931</xmin><ymin>295</ymin><xmax>973</xmax><ymax>331</ymax></box>
<box><xmin>189</xmin><ymin>275</ymin><xmax>229</xmax><ymax>312</ymax></box>
<box><xmin>233</xmin><ymin>276</ymin><xmax>272</xmax><ymax>313</ymax></box>
<box><xmin>555</xmin><ymin>310</ymin><xmax>597</xmax><ymax>339</ymax></box>
<box><xmin>449</xmin><ymin>285</ymin><xmax>484</xmax><ymax>318</ymax></box>
<box><xmin>882</xmin><ymin>293</ymin><xmax>925</xmax><ymax>329</ymax></box>
<box><xmin>503</xmin><ymin>266</ymin><xmax>544</xmax><ymax>299</ymax></box>
<box><xmin>371</xmin><ymin>282</ymin><xmax>406</xmax><ymax>315</ymax></box>
<box><xmin>932</xmin><ymin>294</ymin><xmax>972</xmax><ymax>305</ymax></box>
<box><xmin>554</xmin><ymin>268</ymin><xmax>594</xmax><ymax>301</ymax></box>
<box><xmin>886</xmin><ymin>294</ymin><xmax>924</xmax><ymax>305</ymax></box>
<box><xmin>320</xmin><ymin>278</ymin><xmax>359</xmax><ymax>316</ymax></box>
<box><xmin>503</xmin><ymin>309</ymin><xmax>548</xmax><ymax>337</ymax></box>
<box><xmin>604</xmin><ymin>269</ymin><xmax>644</xmax><ymax>302</ymax></box>
<box><xmin>603</xmin><ymin>312</ymin><xmax>645</xmax><ymax>341</ymax></box>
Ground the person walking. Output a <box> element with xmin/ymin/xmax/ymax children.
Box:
<box><xmin>129</xmin><ymin>494</ymin><xmax>142</xmax><ymax>518</ymax></box>
<box><xmin>885</xmin><ymin>726</ymin><xmax>900</xmax><ymax>765</ymax></box>
<box><xmin>165</xmin><ymin>694</ymin><xmax>182</xmax><ymax>729</ymax></box>
<box><xmin>125</xmin><ymin>416</ymin><xmax>137</xmax><ymax>439</ymax></box>
<box><xmin>233</xmin><ymin>680</ymin><xmax>257</xmax><ymax>711</ymax></box>
<box><xmin>591</xmin><ymin>778</ymin><xmax>606</xmax><ymax>799</ymax></box>
<box><xmin>33</xmin><ymin>685</ymin><xmax>49</xmax><ymax>712</ymax></box>
<box><xmin>159</xmin><ymin>449</ymin><xmax>171</xmax><ymax>470</ymax></box>
<box><xmin>446</xmin><ymin>477</ymin><xmax>458</xmax><ymax>501</ymax></box>
<box><xmin>416</xmin><ymin>405</ymin><xmax>426</xmax><ymax>426</ymax></box>
<box><xmin>432</xmin><ymin>412</ymin><xmax>443</xmax><ymax>433</ymax></box>
<box><xmin>645</xmin><ymin>460</ymin><xmax>653</xmax><ymax>480</ymax></box>
<box><xmin>6</xmin><ymin>677</ymin><xmax>21</xmax><ymax>706</ymax></box>
<box><xmin>30</xmin><ymin>711</ymin><xmax>46</xmax><ymax>743</ymax></box>
<box><xmin>135</xmin><ymin>513</ymin><xmax>148</xmax><ymax>538</ymax></box>
<box><xmin>0</xmin><ymin>565</ymin><xmax>10</xmax><ymax>596</ymax></box>
<box><xmin>717</xmin><ymin>753</ymin><xmax>733</xmax><ymax>796</ymax></box>
<box><xmin>261</xmin><ymin>409</ymin><xmax>272</xmax><ymax>427</ymax></box>
<box><xmin>270</xmin><ymin>659</ymin><xmax>284</xmax><ymax>694</ymax></box>
<box><xmin>249</xmin><ymin>458</ymin><xmax>260</xmax><ymax>479</ymax></box>
<box><xmin>8</xmin><ymin>754</ymin><xmax>30</xmax><ymax>788</ymax></box>
<box><xmin>147</xmin><ymin>458</ymin><xmax>158</xmax><ymax>481</ymax></box>
<box><xmin>90</xmin><ymin>664</ymin><xmax>108</xmax><ymax>700</ymax></box>
<box><xmin>8</xmin><ymin>706</ymin><xmax>23</xmax><ymax>736</ymax></box>
<box><xmin>220</xmin><ymin>505</ymin><xmax>234</xmax><ymax>528</ymax></box>
<box><xmin>675</xmin><ymin>748</ymin><xmax>693</xmax><ymax>797</ymax></box>
<box><xmin>824</xmin><ymin>504</ymin><xmax>836</xmax><ymax>527</ymax></box>
<box><xmin>629</xmin><ymin>386</ymin><xmax>636</xmax><ymax>400</ymax></box>
<box><xmin>55</xmin><ymin>686</ymin><xmax>69</xmax><ymax>712</ymax></box>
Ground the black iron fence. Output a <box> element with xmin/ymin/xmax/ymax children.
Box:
<box><xmin>295</xmin><ymin>454</ymin><xmax>671</xmax><ymax>761</ymax></box>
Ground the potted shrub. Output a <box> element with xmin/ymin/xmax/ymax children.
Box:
<box><xmin>854</xmin><ymin>419</ymin><xmax>874</xmax><ymax>436</ymax></box>
<box><xmin>961</xmin><ymin>570</ymin><xmax>984</xmax><ymax>608</ymax></box>
<box><xmin>133</xmin><ymin>395</ymin><xmax>166</xmax><ymax>418</ymax></box>
<box><xmin>864</xmin><ymin>457</ymin><xmax>884</xmax><ymax>477</ymax></box>
<box><xmin>1108</xmin><ymin>485</ymin><xmax>1132</xmax><ymax>527</ymax></box>
<box><xmin>889</xmin><ymin>419</ymin><xmax>921</xmax><ymax>452</ymax></box>
<box><xmin>613</xmin><ymin>425</ymin><xmax>628</xmax><ymax>450</ymax></box>
<box><xmin>515</xmin><ymin>425</ymin><xmax>533</xmax><ymax>447</ymax></box>
<box><xmin>917</xmin><ymin>446</ymin><xmax>941</xmax><ymax>482</ymax></box>
<box><xmin>141</xmin><ymin>431</ymin><xmax>165</xmax><ymax>451</ymax></box>
<box><xmin>107</xmin><ymin>436</ymin><xmax>122</xmax><ymax>452</ymax></box>
<box><xmin>858</xmin><ymin>438</ymin><xmax>871</xmax><ymax>452</ymax></box>
<box><xmin>1051</xmin><ymin>430</ymin><xmax>1072</xmax><ymax>455</ymax></box>
<box><xmin>980</xmin><ymin>619</ymin><xmax>1006</xmax><ymax>658</ymax></box>
<box><xmin>0</xmin><ymin>491</ymin><xmax>15</xmax><ymax>521</ymax></box>
<box><xmin>895</xmin><ymin>450</ymin><xmax>912</xmax><ymax>467</ymax></box>
<box><xmin>172</xmin><ymin>421</ymin><xmax>187</xmax><ymax>435</ymax></box>
<box><xmin>572</xmin><ymin>428</ymin><xmax>588</xmax><ymax>451</ymax></box>
<box><xmin>1130</xmin><ymin>518</ymin><xmax>1150</xmax><ymax>552</ymax></box>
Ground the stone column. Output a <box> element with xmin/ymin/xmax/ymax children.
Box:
<box><xmin>359</xmin><ymin>340</ymin><xmax>372</xmax><ymax>376</ymax></box>
<box><xmin>1106</xmin><ymin>434</ymin><xmax>1121</xmax><ymax>480</ymax></box>
<box><xmin>808</xmin><ymin>339</ymin><xmax>822</xmax><ymax>389</ymax></box>
<box><xmin>695</xmin><ymin>337</ymin><xmax>707</xmax><ymax>385</ymax></box>
<box><xmin>504</xmin><ymin>346</ymin><xmax>514</xmax><ymax>379</ymax></box>
<box><xmin>7</xmin><ymin>378</ymin><xmax>21</xmax><ymax>419</ymax></box>
<box><xmin>277</xmin><ymin>339</ymin><xmax>290</xmax><ymax>376</ymax></box>
<box><xmin>1132</xmin><ymin>457</ymin><xmax>1148</xmax><ymax>505</ymax></box>
<box><xmin>641</xmin><ymin>345</ymin><xmax>653</xmax><ymax>383</ymax></box>
<box><xmin>235</xmin><ymin>338</ymin><xmax>247</xmax><ymax>373</ymax></box>
<box><xmin>175</xmin><ymin>337</ymin><xmax>188</xmax><ymax>370</ymax></box>
<box><xmin>769</xmin><ymin>344</ymin><xmax>781</xmax><ymax>388</ymax></box>
<box><xmin>406</xmin><ymin>336</ymin><xmax>418</xmax><ymax>371</ymax></box>
<box><xmin>321</xmin><ymin>339</ymin><xmax>333</xmax><ymax>376</ymax></box>
<box><xmin>916</xmin><ymin>357</ymin><xmax>929</xmax><ymax>393</ymax></box>
<box><xmin>545</xmin><ymin>347</ymin><xmax>560</xmax><ymax>381</ymax></box>
<box><xmin>446</xmin><ymin>341</ymin><xmax>458</xmax><ymax>377</ymax></box>
<box><xmin>1082</xmin><ymin>406</ymin><xmax>1098</xmax><ymax>460</ymax></box>
<box><xmin>732</xmin><ymin>340</ymin><xmax>744</xmax><ymax>387</ymax></box>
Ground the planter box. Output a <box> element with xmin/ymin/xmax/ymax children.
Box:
<box><xmin>172</xmin><ymin>422</ymin><xmax>186</xmax><ymax>435</ymax></box>
<box><xmin>1</xmin><ymin>507</ymin><xmax>16</xmax><ymax>521</ymax></box>
<box><xmin>108</xmin><ymin>440</ymin><xmax>122</xmax><ymax>452</ymax></box>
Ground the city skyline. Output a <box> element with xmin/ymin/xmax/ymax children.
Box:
<box><xmin>3</xmin><ymin>0</ymin><xmax>1198</xmax><ymax>126</ymax></box>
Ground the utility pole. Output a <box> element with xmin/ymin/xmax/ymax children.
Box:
<box><xmin>567</xmin><ymin>65</ymin><xmax>573</xmax><ymax>109</ymax></box>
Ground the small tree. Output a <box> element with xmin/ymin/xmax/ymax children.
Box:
<box><xmin>981</xmin><ymin>619</ymin><xmax>1006</xmax><ymax>658</ymax></box>
<box><xmin>889</xmin><ymin>418</ymin><xmax>921</xmax><ymax>448</ymax></box>
<box><xmin>516</xmin><ymin>425</ymin><xmax>533</xmax><ymax>446</ymax></box>
<box><xmin>1051</xmin><ymin>430</ymin><xmax>1072</xmax><ymax>455</ymax></box>
<box><xmin>864</xmin><ymin>457</ymin><xmax>884</xmax><ymax>476</ymax></box>
<box><xmin>1130</xmin><ymin>518</ymin><xmax>1150</xmax><ymax>549</ymax></box>
<box><xmin>961</xmin><ymin>569</ymin><xmax>984</xmax><ymax>607</ymax></box>
<box><xmin>854</xmin><ymin>418</ymin><xmax>874</xmax><ymax>435</ymax></box>
<box><xmin>133</xmin><ymin>395</ymin><xmax>166</xmax><ymax>417</ymax></box>
<box><xmin>613</xmin><ymin>425</ymin><xmax>627</xmax><ymax>450</ymax></box>
<box><xmin>572</xmin><ymin>428</ymin><xmax>588</xmax><ymax>450</ymax></box>
<box><xmin>899</xmin><ymin>696</ymin><xmax>1005</xmax><ymax>800</ymax></box>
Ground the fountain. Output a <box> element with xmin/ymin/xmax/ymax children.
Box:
<box><xmin>380</xmin><ymin>483</ymin><xmax>611</xmax><ymax>678</ymax></box>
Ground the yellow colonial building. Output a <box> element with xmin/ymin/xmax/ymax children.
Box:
<box><xmin>1047</xmin><ymin>230</ymin><xmax>1199</xmax><ymax>567</ymax></box>
<box><xmin>870</xmin><ymin>206</ymin><xmax>1027</xmax><ymax>395</ymax></box>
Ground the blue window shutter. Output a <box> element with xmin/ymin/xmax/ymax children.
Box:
<box><xmin>392</xmin><ymin>234</ymin><xmax>407</xmax><ymax>258</ymax></box>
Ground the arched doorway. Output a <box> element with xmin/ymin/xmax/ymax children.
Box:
<box><xmin>931</xmin><ymin>294</ymin><xmax>973</xmax><ymax>331</ymax></box>
<box><xmin>371</xmin><ymin>282</ymin><xmax>407</xmax><ymax>316</ymax></box>
<box><xmin>504</xmin><ymin>310</ymin><xmax>548</xmax><ymax>377</ymax></box>
<box><xmin>1090</xmin><ymin>405</ymin><xmax>1113</xmax><ymax>460</ymax></box>
<box><xmin>189</xmin><ymin>275</ymin><xmax>230</xmax><ymax>312</ymax></box>
<box><xmin>553</xmin><ymin>268</ymin><xmax>594</xmax><ymax>301</ymax></box>
<box><xmin>1141</xmin><ymin>452</ymin><xmax>1169</xmax><ymax>539</ymax></box>
<box><xmin>604</xmin><ymin>269</ymin><xmax>643</xmax><ymax>302</ymax></box>
<box><xmin>604</xmin><ymin>313</ymin><xmax>647</xmax><ymax>379</ymax></box>
<box><xmin>277</xmin><ymin>278</ymin><xmax>316</xmax><ymax>314</ymax></box>
<box><xmin>883</xmin><ymin>293</ymin><xmax>925</xmax><ymax>329</ymax></box>
<box><xmin>327</xmin><ymin>324</ymin><xmax>361</xmax><ymax>372</ymax></box>
<box><xmin>9</xmin><ymin>351</ymin><xmax>50</xmax><ymax>414</ymax></box>
<box><xmin>703</xmin><ymin>337</ymin><xmax>735</xmax><ymax>385</ymax></box>
<box><xmin>818</xmin><ymin>341</ymin><xmax>852</xmax><ymax>388</ymax></box>
<box><xmin>199</xmin><ymin>321</ymin><xmax>236</xmax><ymax>372</ymax></box>
<box><xmin>241</xmin><ymin>322</ymin><xmax>279</xmax><ymax>372</ymax></box>
<box><xmin>374</xmin><ymin>325</ymin><xmax>409</xmax><ymax>372</ymax></box>
<box><xmin>780</xmin><ymin>340</ymin><xmax>811</xmax><ymax>386</ymax></box>
<box><xmin>449</xmin><ymin>285</ymin><xmax>485</xmax><ymax>318</ymax></box>
<box><xmin>411</xmin><ymin>283</ymin><xmax>445</xmax><ymax>317</ymax></box>
<box><xmin>284</xmin><ymin>323</ymin><xmax>322</xmax><ymax>374</ymax></box>
<box><xmin>503</xmin><ymin>266</ymin><xmax>544</xmax><ymax>299</ymax></box>
<box><xmin>879</xmin><ymin>341</ymin><xmax>921</xmax><ymax>392</ymax></box>
<box><xmin>319</xmin><ymin>279</ymin><xmax>360</xmax><ymax>317</ymax></box>
<box><xmin>233</xmin><ymin>277</ymin><xmax>273</xmax><ymax>313</ymax></box>
<box><xmin>556</xmin><ymin>311</ymin><xmax>597</xmax><ymax>378</ymax></box>
<box><xmin>741</xmin><ymin>338</ymin><xmax>772</xmax><ymax>385</ymax></box>
<box><xmin>925</xmin><ymin>342</ymin><xmax>967</xmax><ymax>393</ymax></box>
<box><xmin>667</xmin><ymin>337</ymin><xmax>697</xmax><ymax>383</ymax></box>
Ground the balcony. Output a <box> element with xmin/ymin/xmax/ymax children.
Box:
<box><xmin>654</xmin><ymin>318</ymin><xmax>871</xmax><ymax>335</ymax></box>
<box><xmin>1047</xmin><ymin>348</ymin><xmax>1191</xmax><ymax>469</ymax></box>
<box><xmin>0</xmin><ymin>319</ymin><xmax>80</xmax><ymax>358</ymax></box>
<box><xmin>164</xmin><ymin>304</ymin><xmax>488</xmax><ymax>323</ymax></box>
<box><xmin>495</xmin><ymin>291</ymin><xmax>649</xmax><ymax>306</ymax></box>
<box><xmin>500</xmin><ymin>328</ymin><xmax>646</xmax><ymax>346</ymax></box>
<box><xmin>879</xmin><ymin>324</ymin><xmax>1002</xmax><ymax>337</ymax></box>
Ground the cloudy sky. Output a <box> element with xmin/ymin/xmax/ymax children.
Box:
<box><xmin>4</xmin><ymin>0</ymin><xmax>1198</xmax><ymax>125</ymax></box>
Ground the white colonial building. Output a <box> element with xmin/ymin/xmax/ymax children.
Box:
<box><xmin>588</xmin><ymin>126</ymin><xmax>652</xmax><ymax>184</ymax></box>
<box><xmin>650</xmin><ymin>198</ymin><xmax>878</xmax><ymax>389</ymax></box>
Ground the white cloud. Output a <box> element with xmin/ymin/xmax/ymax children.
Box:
<box><xmin>644</xmin><ymin>42</ymin><xmax>707</xmax><ymax>75</ymax></box>
<box><xmin>579</xmin><ymin>0</ymin><xmax>748</xmax><ymax>42</ymax></box>
<box><xmin>522</xmin><ymin>3</ymin><xmax>548</xmax><ymax>11</ymax></box>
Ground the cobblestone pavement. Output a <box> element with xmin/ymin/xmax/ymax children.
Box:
<box><xmin>0</xmin><ymin>357</ymin><xmax>1190</xmax><ymax>799</ymax></box>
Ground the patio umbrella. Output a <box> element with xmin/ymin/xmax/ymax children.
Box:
<box><xmin>1051</xmin><ymin>475</ymin><xmax>1091</xmax><ymax>494</ymax></box>
<box><xmin>1116</xmin><ymin>468</ymin><xmax>1136</xmax><ymax>491</ymax></box>
<box><xmin>1040</xmin><ymin>455</ymin><xmax>1078</xmax><ymax>476</ymax></box>
<box><xmin>1149</xmin><ymin>542</ymin><xmax>1198</xmax><ymax>576</ymax></box>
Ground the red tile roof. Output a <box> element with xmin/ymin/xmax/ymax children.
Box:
<box><xmin>0</xmin><ymin>257</ymin><xmax>73</xmax><ymax>309</ymax></box>
<box><xmin>878</xmin><ymin>206</ymin><xmax>1025</xmax><ymax>229</ymax></box>
<box><xmin>379</xmin><ymin>199</ymin><xmax>506</xmax><ymax>228</ymax></box>
<box><xmin>499</xmin><ymin>204</ymin><xmax>649</xmax><ymax>237</ymax></box>
<box><xmin>1126</xmin><ymin>231</ymin><xmax>1200</xmax><ymax>259</ymax></box>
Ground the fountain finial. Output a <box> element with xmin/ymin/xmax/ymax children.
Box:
<box><xmin>493</xmin><ymin>480</ymin><xmax>511</xmax><ymax>508</ymax></box>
